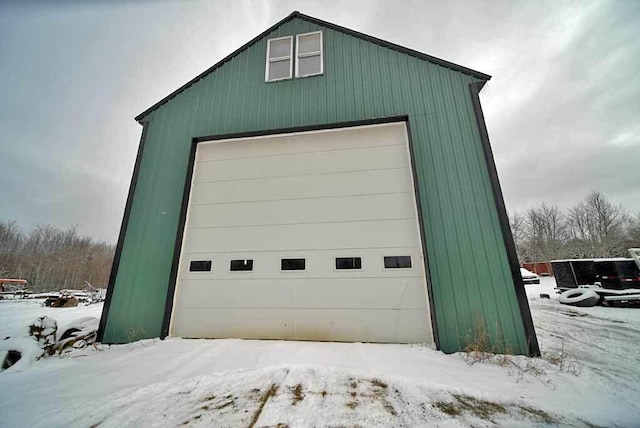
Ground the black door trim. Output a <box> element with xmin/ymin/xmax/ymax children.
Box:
<box><xmin>404</xmin><ymin>119</ymin><xmax>440</xmax><ymax>349</ymax></box>
<box><xmin>159</xmin><ymin>116</ymin><xmax>440</xmax><ymax>348</ymax></box>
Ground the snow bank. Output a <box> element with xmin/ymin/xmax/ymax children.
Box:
<box><xmin>0</xmin><ymin>337</ymin><xmax>44</xmax><ymax>373</ymax></box>
<box><xmin>0</xmin><ymin>299</ymin><xmax>102</xmax><ymax>339</ymax></box>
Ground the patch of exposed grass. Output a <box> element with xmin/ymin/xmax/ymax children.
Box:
<box><xmin>542</xmin><ymin>342</ymin><xmax>583</xmax><ymax>376</ymax></box>
<box><xmin>434</xmin><ymin>393</ymin><xmax>557</xmax><ymax>424</ymax></box>
<box><xmin>517</xmin><ymin>405</ymin><xmax>555</xmax><ymax>424</ymax></box>
<box><xmin>433</xmin><ymin>401</ymin><xmax>462</xmax><ymax>416</ymax></box>
<box><xmin>367</xmin><ymin>378</ymin><xmax>396</xmax><ymax>416</ymax></box>
<box><xmin>453</xmin><ymin>394</ymin><xmax>507</xmax><ymax>419</ymax></box>
<box><xmin>370</xmin><ymin>379</ymin><xmax>387</xmax><ymax>389</ymax></box>
<box><xmin>248</xmin><ymin>383</ymin><xmax>278</xmax><ymax>428</ymax></box>
<box><xmin>202</xmin><ymin>394</ymin><xmax>216</xmax><ymax>402</ymax></box>
<box><xmin>383</xmin><ymin>403</ymin><xmax>397</xmax><ymax>416</ymax></box>
<box><xmin>291</xmin><ymin>383</ymin><xmax>305</xmax><ymax>405</ymax></box>
<box><xmin>462</xmin><ymin>317</ymin><xmax>513</xmax><ymax>362</ymax></box>
<box><xmin>346</xmin><ymin>401</ymin><xmax>359</xmax><ymax>410</ymax></box>
<box><xmin>433</xmin><ymin>394</ymin><xmax>507</xmax><ymax>421</ymax></box>
<box><xmin>214</xmin><ymin>400</ymin><xmax>234</xmax><ymax>410</ymax></box>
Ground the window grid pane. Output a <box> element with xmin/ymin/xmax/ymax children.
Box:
<box><xmin>268</xmin><ymin>59</ymin><xmax>291</xmax><ymax>80</ymax></box>
<box><xmin>269</xmin><ymin>38</ymin><xmax>291</xmax><ymax>59</ymax></box>
<box><xmin>298</xmin><ymin>34</ymin><xmax>320</xmax><ymax>55</ymax></box>
<box><xmin>298</xmin><ymin>55</ymin><xmax>321</xmax><ymax>76</ymax></box>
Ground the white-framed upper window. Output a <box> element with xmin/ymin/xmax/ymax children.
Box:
<box><xmin>265</xmin><ymin>36</ymin><xmax>293</xmax><ymax>82</ymax></box>
<box><xmin>295</xmin><ymin>31</ymin><xmax>323</xmax><ymax>77</ymax></box>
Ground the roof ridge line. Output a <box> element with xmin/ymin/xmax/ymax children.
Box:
<box><xmin>294</xmin><ymin>12</ymin><xmax>490</xmax><ymax>81</ymax></box>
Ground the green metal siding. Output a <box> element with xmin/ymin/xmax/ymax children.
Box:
<box><xmin>102</xmin><ymin>18</ymin><xmax>529</xmax><ymax>354</ymax></box>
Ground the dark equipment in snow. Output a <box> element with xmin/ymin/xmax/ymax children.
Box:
<box><xmin>551</xmin><ymin>257</ymin><xmax>640</xmax><ymax>291</ymax></box>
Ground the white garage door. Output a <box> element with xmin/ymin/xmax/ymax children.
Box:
<box><xmin>170</xmin><ymin>122</ymin><xmax>433</xmax><ymax>344</ymax></box>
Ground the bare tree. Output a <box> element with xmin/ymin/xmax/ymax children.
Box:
<box><xmin>523</xmin><ymin>203</ymin><xmax>567</xmax><ymax>262</ymax></box>
<box><xmin>623</xmin><ymin>212</ymin><xmax>640</xmax><ymax>250</ymax></box>
<box><xmin>508</xmin><ymin>210</ymin><xmax>527</xmax><ymax>262</ymax></box>
<box><xmin>567</xmin><ymin>190</ymin><xmax>627</xmax><ymax>257</ymax></box>
<box><xmin>0</xmin><ymin>220</ymin><xmax>115</xmax><ymax>292</ymax></box>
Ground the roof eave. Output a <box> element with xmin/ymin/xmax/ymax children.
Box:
<box><xmin>296</xmin><ymin>12</ymin><xmax>491</xmax><ymax>82</ymax></box>
<box><xmin>134</xmin><ymin>10</ymin><xmax>300</xmax><ymax>123</ymax></box>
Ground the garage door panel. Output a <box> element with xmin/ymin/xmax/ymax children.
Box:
<box><xmin>291</xmin><ymin>309</ymin><xmax>399</xmax><ymax>342</ymax></box>
<box><xmin>182</xmin><ymin>219</ymin><xmax>421</xmax><ymax>253</ymax></box>
<box><xmin>190</xmin><ymin>168</ymin><xmax>412</xmax><ymax>205</ymax></box>
<box><xmin>173</xmin><ymin>278</ymin><xmax>426</xmax><ymax>310</ymax></box>
<box><xmin>291</xmin><ymin>309</ymin><xmax>431</xmax><ymax>343</ymax></box>
<box><xmin>172</xmin><ymin>308</ymin><xmax>294</xmax><ymax>339</ymax></box>
<box><xmin>291</xmin><ymin>278</ymin><xmax>428</xmax><ymax>309</ymax></box>
<box><xmin>175</xmin><ymin>279</ymin><xmax>293</xmax><ymax>309</ymax></box>
<box><xmin>396</xmin><ymin>311</ymin><xmax>434</xmax><ymax>343</ymax></box>
<box><xmin>194</xmin><ymin>144</ymin><xmax>408</xmax><ymax>183</ymax></box>
<box><xmin>173</xmin><ymin>308</ymin><xmax>428</xmax><ymax>343</ymax></box>
<box><xmin>196</xmin><ymin>124</ymin><xmax>405</xmax><ymax>162</ymax></box>
<box><xmin>187</xmin><ymin>193</ymin><xmax>418</xmax><ymax>229</ymax></box>
<box><xmin>178</xmin><ymin>247</ymin><xmax>425</xmax><ymax>279</ymax></box>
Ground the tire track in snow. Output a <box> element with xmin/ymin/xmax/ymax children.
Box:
<box><xmin>530</xmin><ymin>300</ymin><xmax>640</xmax><ymax>413</ymax></box>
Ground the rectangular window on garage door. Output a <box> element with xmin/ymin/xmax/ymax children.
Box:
<box><xmin>335</xmin><ymin>257</ymin><xmax>361</xmax><ymax>270</ymax></box>
<box><xmin>230</xmin><ymin>259</ymin><xmax>253</xmax><ymax>272</ymax></box>
<box><xmin>384</xmin><ymin>256</ymin><xmax>412</xmax><ymax>269</ymax></box>
<box><xmin>281</xmin><ymin>258</ymin><xmax>305</xmax><ymax>271</ymax></box>
<box><xmin>189</xmin><ymin>260</ymin><xmax>211</xmax><ymax>272</ymax></box>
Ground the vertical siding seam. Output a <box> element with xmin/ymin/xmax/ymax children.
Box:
<box><xmin>435</xmin><ymin>66</ymin><xmax>475</xmax><ymax>338</ymax></box>
<box><xmin>447</xmin><ymin>71</ymin><xmax>492</xmax><ymax>328</ymax></box>
<box><xmin>450</xmin><ymin>72</ymin><xmax>510</xmax><ymax>345</ymax></box>
<box><xmin>421</xmin><ymin>64</ymin><xmax>460</xmax><ymax>350</ymax></box>
<box><xmin>464</xmin><ymin>80</ymin><xmax>527</xmax><ymax>349</ymax></box>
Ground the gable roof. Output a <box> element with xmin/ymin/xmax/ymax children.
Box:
<box><xmin>135</xmin><ymin>11</ymin><xmax>491</xmax><ymax>122</ymax></box>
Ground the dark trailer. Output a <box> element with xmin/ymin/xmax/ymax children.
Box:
<box><xmin>551</xmin><ymin>258</ymin><xmax>640</xmax><ymax>291</ymax></box>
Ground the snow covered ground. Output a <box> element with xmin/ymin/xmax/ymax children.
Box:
<box><xmin>0</xmin><ymin>298</ymin><xmax>103</xmax><ymax>339</ymax></box>
<box><xmin>0</xmin><ymin>280</ymin><xmax>639</xmax><ymax>427</ymax></box>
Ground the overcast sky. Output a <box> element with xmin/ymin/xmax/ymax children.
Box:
<box><xmin>1</xmin><ymin>0</ymin><xmax>639</xmax><ymax>243</ymax></box>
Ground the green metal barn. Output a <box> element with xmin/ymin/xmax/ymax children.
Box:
<box><xmin>98</xmin><ymin>11</ymin><xmax>539</xmax><ymax>356</ymax></box>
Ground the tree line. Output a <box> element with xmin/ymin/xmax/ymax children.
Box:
<box><xmin>509</xmin><ymin>190</ymin><xmax>640</xmax><ymax>263</ymax></box>
<box><xmin>0</xmin><ymin>221</ymin><xmax>114</xmax><ymax>292</ymax></box>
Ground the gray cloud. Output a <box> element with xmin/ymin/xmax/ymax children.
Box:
<box><xmin>1</xmin><ymin>0</ymin><xmax>639</xmax><ymax>242</ymax></box>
